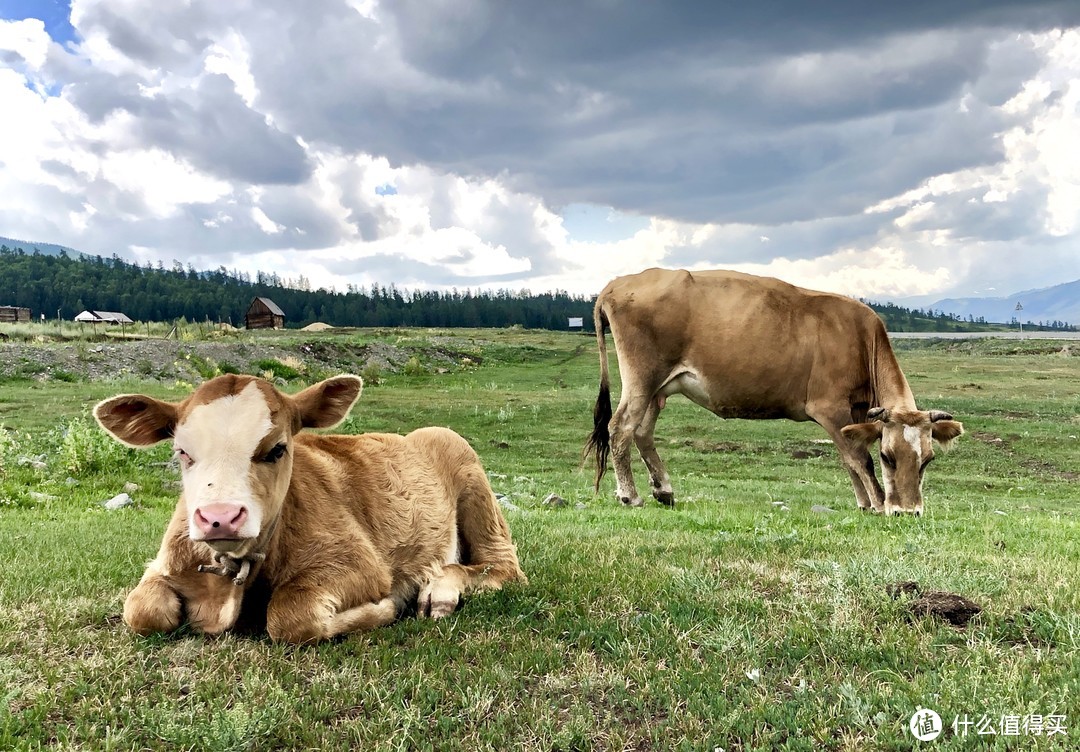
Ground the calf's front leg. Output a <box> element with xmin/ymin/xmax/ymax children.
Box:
<box><xmin>124</xmin><ymin>564</ymin><xmax>246</xmax><ymax>636</ymax></box>
<box><xmin>267</xmin><ymin>587</ymin><xmax>397</xmax><ymax>644</ymax></box>
<box><xmin>124</xmin><ymin>503</ymin><xmax>247</xmax><ymax>637</ymax></box>
<box><xmin>124</xmin><ymin>570</ymin><xmax>182</xmax><ymax>636</ymax></box>
<box><xmin>266</xmin><ymin>550</ymin><xmax>397</xmax><ymax>643</ymax></box>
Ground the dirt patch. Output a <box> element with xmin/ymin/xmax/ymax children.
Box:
<box><xmin>971</xmin><ymin>430</ymin><xmax>1079</xmax><ymax>481</ymax></box>
<box><xmin>789</xmin><ymin>447</ymin><xmax>828</xmax><ymax>460</ymax></box>
<box><xmin>675</xmin><ymin>439</ymin><xmax>747</xmax><ymax>454</ymax></box>
<box><xmin>0</xmin><ymin>337</ymin><xmax>470</xmax><ymax>384</ymax></box>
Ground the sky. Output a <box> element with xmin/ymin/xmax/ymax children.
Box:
<box><xmin>1</xmin><ymin>1</ymin><xmax>1079</xmax><ymax>303</ymax></box>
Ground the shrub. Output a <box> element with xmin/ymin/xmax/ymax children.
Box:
<box><xmin>185</xmin><ymin>353</ymin><xmax>220</xmax><ymax>380</ymax></box>
<box><xmin>253</xmin><ymin>359</ymin><xmax>302</xmax><ymax>381</ymax></box>
<box><xmin>360</xmin><ymin>362</ymin><xmax>383</xmax><ymax>386</ymax></box>
<box><xmin>57</xmin><ymin>416</ymin><xmax>125</xmax><ymax>474</ymax></box>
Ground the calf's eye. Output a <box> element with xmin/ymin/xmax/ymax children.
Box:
<box><xmin>259</xmin><ymin>443</ymin><xmax>287</xmax><ymax>464</ymax></box>
<box><xmin>175</xmin><ymin>448</ymin><xmax>194</xmax><ymax>469</ymax></box>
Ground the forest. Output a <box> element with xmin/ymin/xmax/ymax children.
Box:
<box><xmin>0</xmin><ymin>243</ymin><xmax>1073</xmax><ymax>332</ymax></box>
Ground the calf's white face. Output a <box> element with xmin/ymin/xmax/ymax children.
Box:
<box><xmin>173</xmin><ymin>382</ymin><xmax>285</xmax><ymax>552</ymax></box>
<box><xmin>94</xmin><ymin>374</ymin><xmax>363</xmax><ymax>556</ymax></box>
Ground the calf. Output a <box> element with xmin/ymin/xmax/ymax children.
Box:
<box><xmin>95</xmin><ymin>374</ymin><xmax>525</xmax><ymax>643</ymax></box>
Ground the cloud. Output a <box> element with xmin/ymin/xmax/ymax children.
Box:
<box><xmin>0</xmin><ymin>2</ymin><xmax>1079</xmax><ymax>302</ymax></box>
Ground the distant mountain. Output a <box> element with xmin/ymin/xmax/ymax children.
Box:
<box><xmin>930</xmin><ymin>279</ymin><xmax>1080</xmax><ymax>326</ymax></box>
<box><xmin>0</xmin><ymin>236</ymin><xmax>84</xmax><ymax>258</ymax></box>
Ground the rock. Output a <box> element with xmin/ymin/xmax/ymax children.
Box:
<box><xmin>29</xmin><ymin>491</ymin><xmax>58</xmax><ymax>502</ymax></box>
<box><xmin>542</xmin><ymin>493</ymin><xmax>569</xmax><ymax>508</ymax></box>
<box><xmin>495</xmin><ymin>494</ymin><xmax>521</xmax><ymax>513</ymax></box>
<box><xmin>65</xmin><ymin>477</ymin><xmax>79</xmax><ymax>486</ymax></box>
<box><xmin>123</xmin><ymin>482</ymin><xmax>141</xmax><ymax>492</ymax></box>
<box><xmin>811</xmin><ymin>504</ymin><xmax>837</xmax><ymax>514</ymax></box>
<box><xmin>103</xmin><ymin>492</ymin><xmax>134</xmax><ymax>510</ymax></box>
<box><xmin>574</xmin><ymin>502</ymin><xmax>587</xmax><ymax>510</ymax></box>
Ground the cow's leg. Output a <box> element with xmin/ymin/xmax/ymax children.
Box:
<box><xmin>812</xmin><ymin>409</ymin><xmax>885</xmax><ymax>512</ymax></box>
<box><xmin>634</xmin><ymin>397</ymin><xmax>674</xmax><ymax>506</ymax></box>
<box><xmin>419</xmin><ymin>463</ymin><xmax>527</xmax><ymax>619</ymax></box>
<box><xmin>609</xmin><ymin>394</ymin><xmax>652</xmax><ymax>507</ymax></box>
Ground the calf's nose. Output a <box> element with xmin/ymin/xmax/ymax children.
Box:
<box><xmin>193</xmin><ymin>503</ymin><xmax>248</xmax><ymax>539</ymax></box>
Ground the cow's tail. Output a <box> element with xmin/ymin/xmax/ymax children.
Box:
<box><xmin>583</xmin><ymin>299</ymin><xmax>612</xmax><ymax>492</ymax></box>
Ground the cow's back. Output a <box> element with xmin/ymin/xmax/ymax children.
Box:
<box><xmin>598</xmin><ymin>268</ymin><xmax>881</xmax><ymax>418</ymax></box>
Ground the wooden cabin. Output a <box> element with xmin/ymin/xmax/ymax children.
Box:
<box><xmin>0</xmin><ymin>306</ymin><xmax>31</xmax><ymax>323</ymax></box>
<box><xmin>245</xmin><ymin>297</ymin><xmax>286</xmax><ymax>330</ymax></box>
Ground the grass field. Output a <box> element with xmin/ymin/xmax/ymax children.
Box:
<box><xmin>0</xmin><ymin>328</ymin><xmax>1077</xmax><ymax>751</ymax></box>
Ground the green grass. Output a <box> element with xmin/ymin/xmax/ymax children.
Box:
<box><xmin>1</xmin><ymin>329</ymin><xmax>1078</xmax><ymax>750</ymax></box>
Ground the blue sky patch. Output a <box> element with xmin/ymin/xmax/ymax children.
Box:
<box><xmin>560</xmin><ymin>203</ymin><xmax>650</xmax><ymax>244</ymax></box>
<box><xmin>0</xmin><ymin>0</ymin><xmax>76</xmax><ymax>45</ymax></box>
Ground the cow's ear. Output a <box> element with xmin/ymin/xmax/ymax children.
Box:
<box><xmin>293</xmin><ymin>375</ymin><xmax>363</xmax><ymax>430</ymax></box>
<box><xmin>94</xmin><ymin>394</ymin><xmax>177</xmax><ymax>447</ymax></box>
<box><xmin>841</xmin><ymin>421</ymin><xmax>883</xmax><ymax>449</ymax></box>
<box><xmin>931</xmin><ymin>419</ymin><xmax>964</xmax><ymax>450</ymax></box>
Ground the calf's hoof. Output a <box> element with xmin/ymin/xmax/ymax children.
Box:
<box><xmin>618</xmin><ymin>495</ymin><xmax>644</xmax><ymax>507</ymax></box>
<box><xmin>419</xmin><ymin>584</ymin><xmax>460</xmax><ymax>619</ymax></box>
<box><xmin>123</xmin><ymin>581</ymin><xmax>182</xmax><ymax>636</ymax></box>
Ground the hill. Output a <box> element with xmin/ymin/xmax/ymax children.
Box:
<box><xmin>0</xmin><ymin>236</ymin><xmax>83</xmax><ymax>258</ymax></box>
<box><xmin>930</xmin><ymin>279</ymin><xmax>1079</xmax><ymax>328</ymax></box>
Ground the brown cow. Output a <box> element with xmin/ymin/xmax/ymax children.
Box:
<box><xmin>584</xmin><ymin>268</ymin><xmax>963</xmax><ymax>515</ymax></box>
<box><xmin>95</xmin><ymin>374</ymin><xmax>525</xmax><ymax>643</ymax></box>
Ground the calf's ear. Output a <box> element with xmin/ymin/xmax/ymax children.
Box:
<box><xmin>94</xmin><ymin>394</ymin><xmax>178</xmax><ymax>447</ymax></box>
<box><xmin>293</xmin><ymin>375</ymin><xmax>364</xmax><ymax>430</ymax></box>
<box><xmin>841</xmin><ymin>421</ymin><xmax>884</xmax><ymax>449</ymax></box>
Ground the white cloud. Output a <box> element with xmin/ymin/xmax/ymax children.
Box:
<box><xmin>0</xmin><ymin>3</ymin><xmax>1078</xmax><ymax>303</ymax></box>
<box><xmin>0</xmin><ymin>18</ymin><xmax>50</xmax><ymax>70</ymax></box>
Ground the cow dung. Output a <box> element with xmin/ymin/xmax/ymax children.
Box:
<box><xmin>910</xmin><ymin>592</ymin><xmax>982</xmax><ymax>627</ymax></box>
<box><xmin>887</xmin><ymin>581</ymin><xmax>982</xmax><ymax>627</ymax></box>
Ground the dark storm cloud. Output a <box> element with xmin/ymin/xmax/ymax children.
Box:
<box><xmin>244</xmin><ymin>0</ymin><xmax>1079</xmax><ymax>226</ymax></box>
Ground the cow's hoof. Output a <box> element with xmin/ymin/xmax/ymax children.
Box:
<box><xmin>618</xmin><ymin>495</ymin><xmax>644</xmax><ymax>507</ymax></box>
<box><xmin>653</xmin><ymin>491</ymin><xmax>675</xmax><ymax>507</ymax></box>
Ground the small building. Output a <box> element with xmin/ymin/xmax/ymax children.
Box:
<box><xmin>74</xmin><ymin>310</ymin><xmax>134</xmax><ymax>325</ymax></box>
<box><xmin>245</xmin><ymin>297</ymin><xmax>286</xmax><ymax>330</ymax></box>
<box><xmin>0</xmin><ymin>305</ymin><xmax>31</xmax><ymax>323</ymax></box>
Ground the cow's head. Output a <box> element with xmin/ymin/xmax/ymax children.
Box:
<box><xmin>94</xmin><ymin>374</ymin><xmax>363</xmax><ymax>556</ymax></box>
<box><xmin>841</xmin><ymin>408</ymin><xmax>964</xmax><ymax>516</ymax></box>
